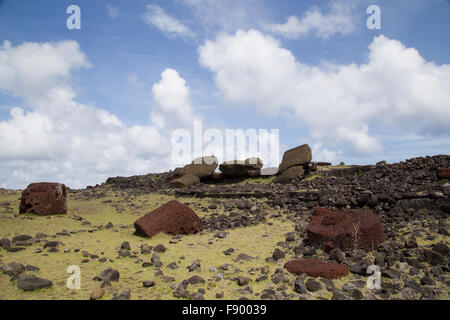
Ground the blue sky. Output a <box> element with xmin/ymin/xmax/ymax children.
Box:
<box><xmin>0</xmin><ymin>0</ymin><xmax>449</xmax><ymax>188</ymax></box>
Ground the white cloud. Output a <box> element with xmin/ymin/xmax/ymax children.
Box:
<box><xmin>0</xmin><ymin>40</ymin><xmax>90</xmax><ymax>101</ymax></box>
<box><xmin>107</xmin><ymin>4</ymin><xmax>119</xmax><ymax>18</ymax></box>
<box><xmin>0</xmin><ymin>40</ymin><xmax>199</xmax><ymax>189</ymax></box>
<box><xmin>312</xmin><ymin>143</ymin><xmax>342</xmax><ymax>163</ymax></box>
<box><xmin>151</xmin><ymin>68</ymin><xmax>199</xmax><ymax>130</ymax></box>
<box><xmin>265</xmin><ymin>0</ymin><xmax>357</xmax><ymax>39</ymax></box>
<box><xmin>142</xmin><ymin>4</ymin><xmax>195</xmax><ymax>39</ymax></box>
<box><xmin>198</xmin><ymin>30</ymin><xmax>450</xmax><ymax>156</ymax></box>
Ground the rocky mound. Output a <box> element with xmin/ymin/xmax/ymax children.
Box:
<box><xmin>104</xmin><ymin>172</ymin><xmax>170</xmax><ymax>193</ymax></box>
<box><xmin>134</xmin><ymin>200</ymin><xmax>203</xmax><ymax>238</ymax></box>
<box><xmin>19</xmin><ymin>183</ymin><xmax>67</xmax><ymax>216</ymax></box>
<box><xmin>284</xmin><ymin>259</ymin><xmax>349</xmax><ymax>279</ymax></box>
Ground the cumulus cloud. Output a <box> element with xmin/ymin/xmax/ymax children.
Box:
<box><xmin>265</xmin><ymin>0</ymin><xmax>357</xmax><ymax>39</ymax></box>
<box><xmin>0</xmin><ymin>40</ymin><xmax>89</xmax><ymax>101</ymax></box>
<box><xmin>151</xmin><ymin>68</ymin><xmax>199</xmax><ymax>130</ymax></box>
<box><xmin>0</xmin><ymin>40</ymin><xmax>198</xmax><ymax>189</ymax></box>
<box><xmin>198</xmin><ymin>30</ymin><xmax>450</xmax><ymax>156</ymax></box>
<box><xmin>142</xmin><ymin>4</ymin><xmax>195</xmax><ymax>39</ymax></box>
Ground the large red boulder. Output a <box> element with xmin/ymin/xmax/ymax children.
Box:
<box><xmin>284</xmin><ymin>259</ymin><xmax>349</xmax><ymax>279</ymax></box>
<box><xmin>19</xmin><ymin>183</ymin><xmax>67</xmax><ymax>216</ymax></box>
<box><xmin>437</xmin><ymin>168</ymin><xmax>450</xmax><ymax>179</ymax></box>
<box><xmin>306</xmin><ymin>206</ymin><xmax>385</xmax><ymax>252</ymax></box>
<box><xmin>134</xmin><ymin>200</ymin><xmax>203</xmax><ymax>238</ymax></box>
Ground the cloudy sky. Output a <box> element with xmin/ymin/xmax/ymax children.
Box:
<box><xmin>1</xmin><ymin>0</ymin><xmax>449</xmax><ymax>189</ymax></box>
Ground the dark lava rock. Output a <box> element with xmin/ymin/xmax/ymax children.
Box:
<box><xmin>43</xmin><ymin>241</ymin><xmax>59</xmax><ymax>248</ymax></box>
<box><xmin>134</xmin><ymin>200</ymin><xmax>203</xmax><ymax>238</ymax></box>
<box><xmin>285</xmin><ymin>232</ymin><xmax>296</xmax><ymax>242</ymax></box>
<box><xmin>154</xmin><ymin>244</ymin><xmax>167</xmax><ymax>253</ymax></box>
<box><xmin>272</xmin><ymin>248</ymin><xmax>285</xmax><ymax>261</ymax></box>
<box><xmin>19</xmin><ymin>182</ymin><xmax>67</xmax><ymax>216</ymax></box>
<box><xmin>432</xmin><ymin>242</ymin><xmax>449</xmax><ymax>256</ymax></box>
<box><xmin>120</xmin><ymin>241</ymin><xmax>131</xmax><ymax>250</ymax></box>
<box><xmin>0</xmin><ymin>238</ymin><xmax>11</xmax><ymax>249</ymax></box>
<box><xmin>423</xmin><ymin>249</ymin><xmax>444</xmax><ymax>266</ymax></box>
<box><xmin>98</xmin><ymin>268</ymin><xmax>120</xmax><ymax>282</ymax></box>
<box><xmin>237</xmin><ymin>277</ymin><xmax>250</xmax><ymax>286</ymax></box>
<box><xmin>12</xmin><ymin>235</ymin><xmax>33</xmax><ymax>242</ymax></box>
<box><xmin>187</xmin><ymin>275</ymin><xmax>205</xmax><ymax>285</ymax></box>
<box><xmin>143</xmin><ymin>280</ymin><xmax>156</xmax><ymax>288</ymax></box>
<box><xmin>223</xmin><ymin>248</ymin><xmax>235</xmax><ymax>255</ymax></box>
<box><xmin>306</xmin><ymin>278</ymin><xmax>322</xmax><ymax>292</ymax></box>
<box><xmin>188</xmin><ymin>260</ymin><xmax>201</xmax><ymax>272</ymax></box>
<box><xmin>17</xmin><ymin>275</ymin><xmax>52</xmax><ymax>291</ymax></box>
<box><xmin>294</xmin><ymin>277</ymin><xmax>307</xmax><ymax>294</ymax></box>
<box><xmin>2</xmin><ymin>262</ymin><xmax>25</xmax><ymax>277</ymax></box>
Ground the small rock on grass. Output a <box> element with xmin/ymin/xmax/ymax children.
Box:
<box><xmin>143</xmin><ymin>280</ymin><xmax>156</xmax><ymax>288</ymax></box>
<box><xmin>90</xmin><ymin>287</ymin><xmax>105</xmax><ymax>300</ymax></box>
<box><xmin>98</xmin><ymin>268</ymin><xmax>120</xmax><ymax>282</ymax></box>
<box><xmin>272</xmin><ymin>248</ymin><xmax>285</xmax><ymax>260</ymax></box>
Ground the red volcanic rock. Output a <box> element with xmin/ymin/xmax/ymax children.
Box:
<box><xmin>437</xmin><ymin>168</ymin><xmax>450</xmax><ymax>179</ymax></box>
<box><xmin>19</xmin><ymin>183</ymin><xmax>67</xmax><ymax>216</ymax></box>
<box><xmin>134</xmin><ymin>200</ymin><xmax>203</xmax><ymax>238</ymax></box>
<box><xmin>306</xmin><ymin>207</ymin><xmax>385</xmax><ymax>252</ymax></box>
<box><xmin>284</xmin><ymin>259</ymin><xmax>349</xmax><ymax>279</ymax></box>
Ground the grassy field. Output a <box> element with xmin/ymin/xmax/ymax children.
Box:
<box><xmin>1</xmin><ymin>184</ymin><xmax>448</xmax><ymax>300</ymax></box>
<box><xmin>0</xmin><ymin>189</ymin><xmax>299</xmax><ymax>300</ymax></box>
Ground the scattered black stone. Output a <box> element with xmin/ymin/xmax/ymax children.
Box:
<box><xmin>98</xmin><ymin>268</ymin><xmax>120</xmax><ymax>282</ymax></box>
<box><xmin>154</xmin><ymin>244</ymin><xmax>167</xmax><ymax>253</ymax></box>
<box><xmin>143</xmin><ymin>280</ymin><xmax>155</xmax><ymax>288</ymax></box>
<box><xmin>305</xmin><ymin>278</ymin><xmax>322</xmax><ymax>292</ymax></box>
<box><xmin>17</xmin><ymin>275</ymin><xmax>52</xmax><ymax>291</ymax></box>
<box><xmin>272</xmin><ymin>248</ymin><xmax>285</xmax><ymax>261</ymax></box>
